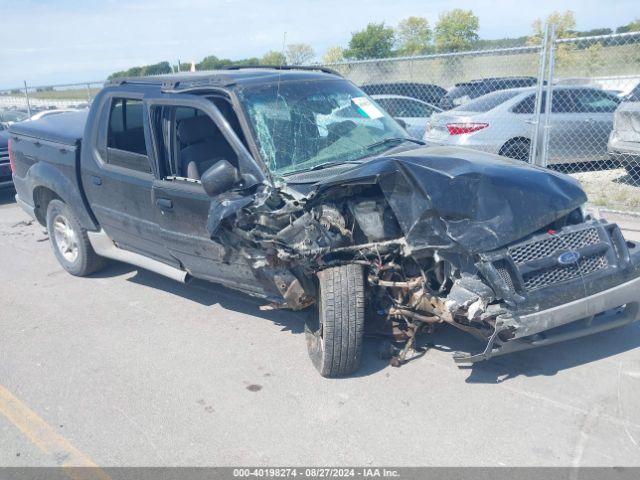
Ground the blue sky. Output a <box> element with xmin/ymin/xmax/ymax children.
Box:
<box><xmin>0</xmin><ymin>0</ymin><xmax>637</xmax><ymax>89</ymax></box>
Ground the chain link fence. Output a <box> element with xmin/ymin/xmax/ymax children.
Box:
<box><xmin>0</xmin><ymin>81</ymin><xmax>103</xmax><ymax>128</ymax></box>
<box><xmin>326</xmin><ymin>29</ymin><xmax>640</xmax><ymax>213</ymax></box>
<box><xmin>2</xmin><ymin>29</ymin><xmax>639</xmax><ymax>212</ymax></box>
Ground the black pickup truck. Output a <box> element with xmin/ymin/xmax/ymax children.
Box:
<box><xmin>9</xmin><ymin>67</ymin><xmax>640</xmax><ymax>377</ymax></box>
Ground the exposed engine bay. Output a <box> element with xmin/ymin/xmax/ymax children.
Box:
<box><xmin>201</xmin><ymin>150</ymin><xmax>640</xmax><ymax>366</ymax></box>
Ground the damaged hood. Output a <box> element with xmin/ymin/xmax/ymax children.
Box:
<box><xmin>310</xmin><ymin>146</ymin><xmax>587</xmax><ymax>254</ymax></box>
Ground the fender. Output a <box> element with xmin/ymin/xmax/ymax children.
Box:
<box><xmin>25</xmin><ymin>161</ymin><xmax>99</xmax><ymax>231</ymax></box>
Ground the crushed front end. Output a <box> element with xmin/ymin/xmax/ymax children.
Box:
<box><xmin>207</xmin><ymin>148</ymin><xmax>640</xmax><ymax>365</ymax></box>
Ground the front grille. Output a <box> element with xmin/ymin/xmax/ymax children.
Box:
<box><xmin>523</xmin><ymin>252</ymin><xmax>609</xmax><ymax>291</ymax></box>
<box><xmin>509</xmin><ymin>227</ymin><xmax>600</xmax><ymax>264</ymax></box>
<box><xmin>486</xmin><ymin>222</ymin><xmax>621</xmax><ymax>294</ymax></box>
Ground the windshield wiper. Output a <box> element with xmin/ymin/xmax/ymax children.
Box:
<box><xmin>363</xmin><ymin>137</ymin><xmax>425</xmax><ymax>151</ymax></box>
<box><xmin>308</xmin><ymin>160</ymin><xmax>363</xmax><ymax>171</ymax></box>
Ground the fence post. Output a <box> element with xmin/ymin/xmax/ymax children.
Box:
<box><xmin>529</xmin><ymin>23</ymin><xmax>549</xmax><ymax>166</ymax></box>
<box><xmin>540</xmin><ymin>24</ymin><xmax>557</xmax><ymax>169</ymax></box>
<box><xmin>23</xmin><ymin>81</ymin><xmax>32</xmax><ymax>117</ymax></box>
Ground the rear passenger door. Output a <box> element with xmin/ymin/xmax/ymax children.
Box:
<box><xmin>571</xmin><ymin>88</ymin><xmax>620</xmax><ymax>161</ymax></box>
<box><xmin>83</xmin><ymin>94</ymin><xmax>176</xmax><ymax>265</ymax></box>
<box><xmin>546</xmin><ymin>89</ymin><xmax>584</xmax><ymax>164</ymax></box>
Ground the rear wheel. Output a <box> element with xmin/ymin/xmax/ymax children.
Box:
<box><xmin>305</xmin><ymin>264</ymin><xmax>365</xmax><ymax>378</ymax></box>
<box><xmin>46</xmin><ymin>199</ymin><xmax>106</xmax><ymax>276</ymax></box>
<box><xmin>500</xmin><ymin>138</ymin><xmax>531</xmax><ymax>162</ymax></box>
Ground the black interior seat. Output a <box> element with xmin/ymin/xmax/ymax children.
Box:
<box><xmin>177</xmin><ymin>115</ymin><xmax>235</xmax><ymax>180</ymax></box>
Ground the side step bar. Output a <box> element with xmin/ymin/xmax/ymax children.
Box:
<box><xmin>87</xmin><ymin>230</ymin><xmax>189</xmax><ymax>283</ymax></box>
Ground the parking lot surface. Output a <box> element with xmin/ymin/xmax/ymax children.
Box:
<box><xmin>1</xmin><ymin>189</ymin><xmax>640</xmax><ymax>467</ymax></box>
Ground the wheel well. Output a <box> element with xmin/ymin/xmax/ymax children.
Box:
<box><xmin>499</xmin><ymin>137</ymin><xmax>530</xmax><ymax>155</ymax></box>
<box><xmin>33</xmin><ymin>186</ymin><xmax>61</xmax><ymax>226</ymax></box>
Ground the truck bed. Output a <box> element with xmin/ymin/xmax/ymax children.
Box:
<box><xmin>9</xmin><ymin>110</ymin><xmax>88</xmax><ymax>146</ymax></box>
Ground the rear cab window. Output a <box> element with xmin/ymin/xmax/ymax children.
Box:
<box><xmin>106</xmin><ymin>98</ymin><xmax>152</xmax><ymax>173</ymax></box>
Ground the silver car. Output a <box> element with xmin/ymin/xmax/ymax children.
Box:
<box><xmin>424</xmin><ymin>86</ymin><xmax>621</xmax><ymax>165</ymax></box>
<box><xmin>608</xmin><ymin>83</ymin><xmax>640</xmax><ymax>181</ymax></box>
<box><xmin>371</xmin><ymin>94</ymin><xmax>442</xmax><ymax>139</ymax></box>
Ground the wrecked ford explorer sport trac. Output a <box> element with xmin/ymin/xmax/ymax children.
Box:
<box><xmin>9</xmin><ymin>67</ymin><xmax>640</xmax><ymax>377</ymax></box>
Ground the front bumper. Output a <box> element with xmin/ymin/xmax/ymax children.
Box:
<box><xmin>454</xmin><ymin>300</ymin><xmax>639</xmax><ymax>363</ymax></box>
<box><xmin>455</xmin><ymin>220</ymin><xmax>640</xmax><ymax>363</ymax></box>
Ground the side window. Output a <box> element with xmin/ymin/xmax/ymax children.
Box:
<box><xmin>512</xmin><ymin>95</ymin><xmax>535</xmax><ymax>114</ymax></box>
<box><xmin>106</xmin><ymin>98</ymin><xmax>151</xmax><ymax>173</ymax></box>
<box><xmin>395</xmin><ymin>99</ymin><xmax>433</xmax><ymax>118</ymax></box>
<box><xmin>551</xmin><ymin>90</ymin><xmax>576</xmax><ymax>113</ymax></box>
<box><xmin>153</xmin><ymin>104</ymin><xmax>238</xmax><ymax>182</ymax></box>
<box><xmin>572</xmin><ymin>89</ymin><xmax>620</xmax><ymax>113</ymax></box>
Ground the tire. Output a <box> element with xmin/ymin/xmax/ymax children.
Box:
<box><xmin>625</xmin><ymin>163</ymin><xmax>640</xmax><ymax>183</ymax></box>
<box><xmin>500</xmin><ymin>139</ymin><xmax>531</xmax><ymax>162</ymax></box>
<box><xmin>46</xmin><ymin>199</ymin><xmax>106</xmax><ymax>276</ymax></box>
<box><xmin>305</xmin><ymin>264</ymin><xmax>365</xmax><ymax>378</ymax></box>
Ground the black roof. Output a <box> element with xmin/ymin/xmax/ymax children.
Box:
<box><xmin>107</xmin><ymin>66</ymin><xmax>342</xmax><ymax>92</ymax></box>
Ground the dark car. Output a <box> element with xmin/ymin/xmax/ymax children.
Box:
<box><xmin>360</xmin><ymin>82</ymin><xmax>447</xmax><ymax>106</ymax></box>
<box><xmin>0</xmin><ymin>131</ymin><xmax>12</xmax><ymax>190</ymax></box>
<box><xmin>9</xmin><ymin>67</ymin><xmax>640</xmax><ymax>377</ymax></box>
<box><xmin>439</xmin><ymin>76</ymin><xmax>539</xmax><ymax>110</ymax></box>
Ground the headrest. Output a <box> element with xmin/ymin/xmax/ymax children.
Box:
<box><xmin>178</xmin><ymin>115</ymin><xmax>217</xmax><ymax>144</ymax></box>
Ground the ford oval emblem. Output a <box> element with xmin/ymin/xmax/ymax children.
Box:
<box><xmin>558</xmin><ymin>251</ymin><xmax>581</xmax><ymax>265</ymax></box>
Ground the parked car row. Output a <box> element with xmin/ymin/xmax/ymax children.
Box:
<box><xmin>608</xmin><ymin>83</ymin><xmax>640</xmax><ymax>181</ymax></box>
<box><xmin>361</xmin><ymin>78</ymin><xmax>639</xmax><ymax>175</ymax></box>
<box><xmin>424</xmin><ymin>85</ymin><xmax>622</xmax><ymax>165</ymax></box>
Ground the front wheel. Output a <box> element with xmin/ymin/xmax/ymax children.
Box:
<box><xmin>305</xmin><ymin>264</ymin><xmax>365</xmax><ymax>378</ymax></box>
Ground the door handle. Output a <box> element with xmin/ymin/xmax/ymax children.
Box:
<box><xmin>91</xmin><ymin>175</ymin><xmax>102</xmax><ymax>186</ymax></box>
<box><xmin>156</xmin><ymin>198</ymin><xmax>173</xmax><ymax>209</ymax></box>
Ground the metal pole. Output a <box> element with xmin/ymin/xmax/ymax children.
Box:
<box><xmin>540</xmin><ymin>24</ymin><xmax>556</xmax><ymax>169</ymax></box>
<box><xmin>529</xmin><ymin>23</ymin><xmax>549</xmax><ymax>166</ymax></box>
<box><xmin>86</xmin><ymin>83</ymin><xmax>92</xmax><ymax>104</ymax></box>
<box><xmin>23</xmin><ymin>81</ymin><xmax>32</xmax><ymax>117</ymax></box>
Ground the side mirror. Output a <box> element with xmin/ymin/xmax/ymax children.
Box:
<box><xmin>201</xmin><ymin>159</ymin><xmax>240</xmax><ymax>197</ymax></box>
<box><xmin>394</xmin><ymin>118</ymin><xmax>407</xmax><ymax>129</ymax></box>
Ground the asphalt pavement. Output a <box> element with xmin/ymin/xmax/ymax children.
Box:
<box><xmin>1</xmin><ymin>188</ymin><xmax>639</xmax><ymax>467</ymax></box>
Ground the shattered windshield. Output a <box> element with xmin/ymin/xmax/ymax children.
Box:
<box><xmin>239</xmin><ymin>79</ymin><xmax>410</xmax><ymax>175</ymax></box>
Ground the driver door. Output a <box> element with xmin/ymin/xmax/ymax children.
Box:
<box><xmin>147</xmin><ymin>98</ymin><xmax>264</xmax><ymax>295</ymax></box>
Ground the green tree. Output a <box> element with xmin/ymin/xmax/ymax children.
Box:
<box><xmin>285</xmin><ymin>43</ymin><xmax>315</xmax><ymax>65</ymax></box>
<box><xmin>260</xmin><ymin>50</ymin><xmax>287</xmax><ymax>66</ymax></box>
<box><xmin>616</xmin><ymin>19</ymin><xmax>640</xmax><ymax>33</ymax></box>
<box><xmin>344</xmin><ymin>23</ymin><xmax>395</xmax><ymax>60</ymax></box>
<box><xmin>529</xmin><ymin>10</ymin><xmax>576</xmax><ymax>44</ymax></box>
<box><xmin>434</xmin><ymin>9</ymin><xmax>479</xmax><ymax>52</ymax></box>
<box><xmin>322</xmin><ymin>46</ymin><xmax>345</xmax><ymax>64</ymax></box>
<box><xmin>396</xmin><ymin>16</ymin><xmax>432</xmax><ymax>56</ymax></box>
<box><xmin>528</xmin><ymin>11</ymin><xmax>577</xmax><ymax>70</ymax></box>
<box><xmin>144</xmin><ymin>61</ymin><xmax>172</xmax><ymax>76</ymax></box>
<box><xmin>197</xmin><ymin>55</ymin><xmax>232</xmax><ymax>70</ymax></box>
